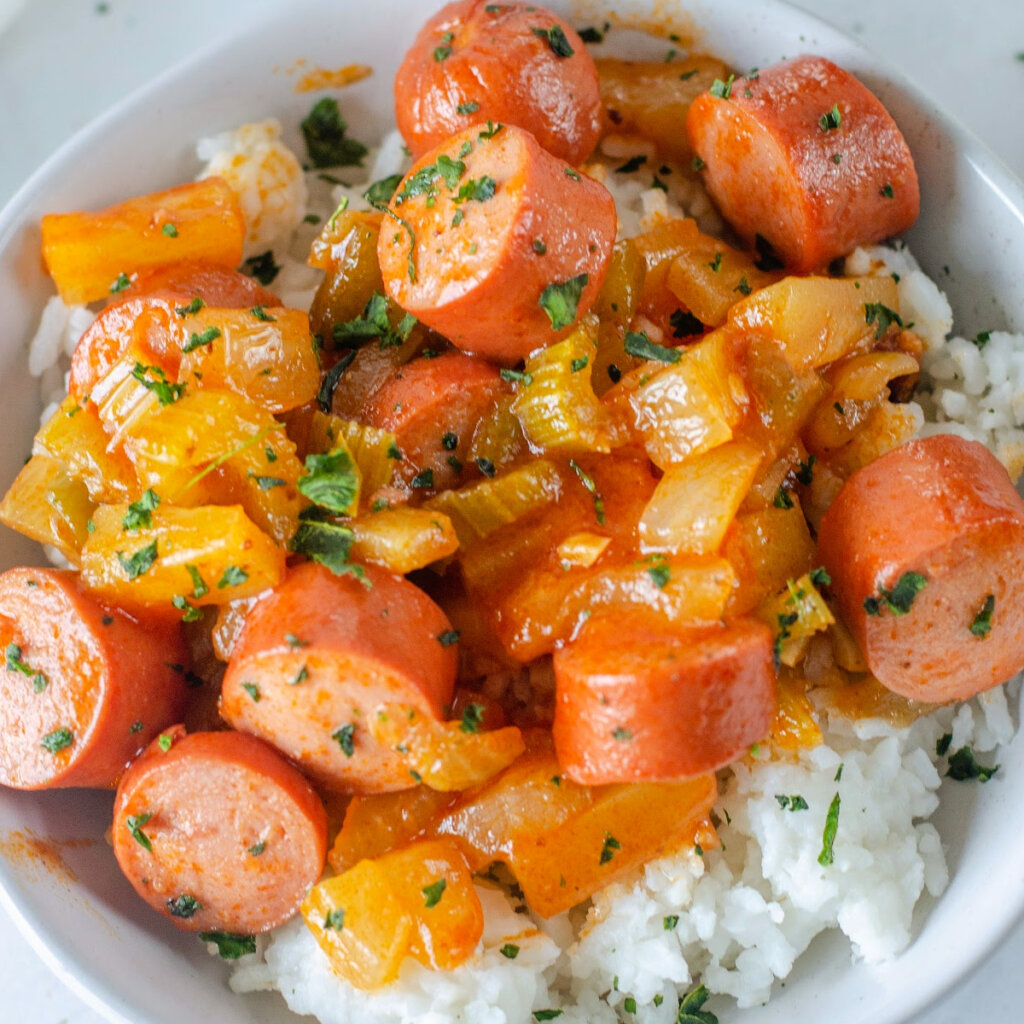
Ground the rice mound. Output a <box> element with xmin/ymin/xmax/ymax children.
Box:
<box><xmin>21</xmin><ymin>122</ymin><xmax>1023</xmax><ymax>1023</ymax></box>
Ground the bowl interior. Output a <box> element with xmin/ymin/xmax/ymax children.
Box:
<box><xmin>1</xmin><ymin>2</ymin><xmax>1023</xmax><ymax>1023</ymax></box>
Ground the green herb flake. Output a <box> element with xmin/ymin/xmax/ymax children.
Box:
<box><xmin>333</xmin><ymin>291</ymin><xmax>418</xmax><ymax>350</ymax></box>
<box><xmin>864</xmin><ymin>571</ymin><xmax>927</xmax><ymax>617</ymax></box>
<box><xmin>130</xmin><ymin>720</ymin><xmax>144</xmax><ymax>734</ymax></box>
<box><xmin>647</xmin><ymin>559</ymin><xmax>671</xmax><ymax>589</ymax></box>
<box><xmin>241</xmin><ymin>682</ymin><xmax>261</xmax><ymax>703</ymax></box>
<box><xmin>175</xmin><ymin>297</ymin><xmax>204</xmax><ymax>317</ymax></box>
<box><xmin>131</xmin><ymin>363</ymin><xmax>185</xmax><ymax>405</ymax></box>
<box><xmin>669</xmin><ymin>309</ymin><xmax>703</xmax><ymax>337</ymax></box>
<box><xmin>291</xmin><ymin>665</ymin><xmax>310</xmax><ymax>686</ymax></box>
<box><xmin>663</xmin><ymin>914</ymin><xmax>679</xmax><ymax>930</ymax></box>
<box><xmin>476</xmin><ymin>456</ymin><xmax>496</xmax><ymax>477</ymax></box>
<box><xmin>970</xmin><ymin>594</ymin><xmax>995</xmax><ymax>638</ymax></box>
<box><xmin>249</xmin><ymin>305</ymin><xmax>276</xmax><ymax>323</ymax></box>
<box><xmin>677</xmin><ymin>984</ymin><xmax>718</xmax><ymax>1024</ymax></box>
<box><xmin>168</xmin><ymin>894</ymin><xmax>201</xmax><ymax>919</ymax></box>
<box><xmin>364</xmin><ymin>173</ymin><xmax>403</xmax><ymax>207</ymax></box>
<box><xmin>734</xmin><ymin>275</ymin><xmax>752</xmax><ymax>296</ymax></box>
<box><xmin>299</xmin><ymin>448</ymin><xmax>359</xmax><ymax>514</ymax></box>
<box><xmin>691</xmin><ymin>155</ymin><xmax>706</xmax><ymax>171</ymax></box>
<box><xmin>457</xmin><ymin>100</ymin><xmax>481</xmax><ymax>115</ymax></box>
<box><xmin>864</xmin><ymin>301</ymin><xmax>904</xmax><ymax>340</ymax></box>
<box><xmin>285</xmin><ymin>633</ymin><xmax>309</xmax><ymax>649</ymax></box>
<box><xmin>395</xmin><ymin>153</ymin><xmax>465</xmax><ymax>205</ymax></box>
<box><xmin>775</xmin><ymin>794</ymin><xmax>809</xmax><ymax>812</ymax></box>
<box><xmin>5</xmin><ymin>643</ymin><xmax>48</xmax><ymax>693</ymax></box>
<box><xmin>243</xmin><ymin>250</ymin><xmax>281</xmax><ymax>286</ymax></box>
<box><xmin>161</xmin><ymin>222</ymin><xmax>178</xmax><ymax>238</ymax></box>
<box><xmin>290</xmin><ymin>511</ymin><xmax>364</xmax><ymax>580</ymax></box>
<box><xmin>332</xmin><ymin>723</ymin><xmax>356</xmax><ymax>757</ymax></box>
<box><xmin>216</xmin><ymin>565</ymin><xmax>247</xmax><ymax>589</ymax></box>
<box><xmin>795</xmin><ymin>455</ymin><xmax>816</xmax><ymax>486</ymax></box>
<box><xmin>499</xmin><ymin>943</ymin><xmax>520</xmax><ymax>959</ymax></box>
<box><xmin>324</xmin><ymin>908</ymin><xmax>346</xmax><ymax>931</ymax></box>
<box><xmin>422</xmin><ymin>878</ymin><xmax>447</xmax><ymax>908</ymax></box>
<box><xmin>532</xmin><ymin>23</ymin><xmax>574</xmax><ymax>57</ymax></box>
<box><xmin>248</xmin><ymin>840</ymin><xmax>267</xmax><ymax>857</ymax></box>
<box><xmin>773</xmin><ymin>486</ymin><xmax>794</xmax><ymax>510</ymax></box>
<box><xmin>624</xmin><ymin>330</ymin><xmax>681</xmax><ymax>363</ymax></box>
<box><xmin>479</xmin><ymin>120</ymin><xmax>504</xmax><ymax>140</ymax></box>
<box><xmin>817</xmin><ymin>792</ymin><xmax>841</xmax><ymax>866</ymax></box>
<box><xmin>110</xmin><ymin>272</ymin><xmax>132</xmax><ymax>294</ymax></box>
<box><xmin>936</xmin><ymin>732</ymin><xmax>953</xmax><ymax>757</ymax></box>
<box><xmin>157</xmin><ymin>733</ymin><xmax>173</xmax><ymax>752</ymax></box>
<box><xmin>172</xmin><ymin>595</ymin><xmax>202</xmax><ymax>622</ymax></box>
<box><xmin>301</xmin><ymin>97</ymin><xmax>368</xmax><ymax>168</ymax></box>
<box><xmin>199</xmin><ymin>931</ymin><xmax>256</xmax><ymax>959</ymax></box>
<box><xmin>880</xmin><ymin>183</ymin><xmax>895</xmax><ymax>198</ymax></box>
<box><xmin>809</xmin><ymin>566</ymin><xmax>831</xmax><ymax>588</ymax></box>
<box><xmin>946</xmin><ymin>745</ymin><xmax>999</xmax><ymax>782</ymax></box>
<box><xmin>599</xmin><ymin>831</ymin><xmax>621</xmax><ymax>865</ymax></box>
<box><xmin>612</xmin><ymin>726</ymin><xmax>633</xmax><ymax>742</ymax></box>
<box><xmin>459</xmin><ymin>702</ymin><xmax>484</xmax><ymax>733</ymax></box>
<box><xmin>539</xmin><ymin>273</ymin><xmax>588</xmax><ymax>330</ymax></box>
<box><xmin>410</xmin><ymin>469</ymin><xmax>435</xmax><ymax>489</ymax></box>
<box><xmin>533</xmin><ymin>1011</ymin><xmax>563</xmax><ymax>1021</ymax></box>
<box><xmin>126</xmin><ymin>812</ymin><xmax>154</xmax><ymax>852</ymax></box>
<box><xmin>438</xmin><ymin>629</ymin><xmax>461</xmax><ymax>648</ymax></box>
<box><xmin>570</xmin><ymin>355</ymin><xmax>589</xmax><ymax>373</ymax></box>
<box><xmin>568</xmin><ymin>457</ymin><xmax>606</xmax><ymax>525</ymax></box>
<box><xmin>819</xmin><ymin>103</ymin><xmax>842</xmax><ymax>132</ymax></box>
<box><xmin>41</xmin><ymin>727</ymin><xmax>73</xmax><ymax>754</ymax></box>
<box><xmin>454</xmin><ymin>175</ymin><xmax>496</xmax><ymax>204</ymax></box>
<box><xmin>710</xmin><ymin>75</ymin><xmax>735</xmax><ymax>99</ymax></box>
<box><xmin>117</xmin><ymin>541</ymin><xmax>158</xmax><ymax>580</ymax></box>
<box><xmin>122</xmin><ymin>489</ymin><xmax>161</xmax><ymax>531</ymax></box>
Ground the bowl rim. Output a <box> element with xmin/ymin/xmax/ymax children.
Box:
<box><xmin>1</xmin><ymin>2</ymin><xmax>1023</xmax><ymax>1024</ymax></box>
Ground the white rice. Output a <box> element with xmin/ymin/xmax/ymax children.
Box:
<box><xmin>20</xmin><ymin>118</ymin><xmax>1024</xmax><ymax>1023</ymax></box>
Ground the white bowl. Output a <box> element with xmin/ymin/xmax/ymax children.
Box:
<box><xmin>1</xmin><ymin>2</ymin><xmax>1023</xmax><ymax>1023</ymax></box>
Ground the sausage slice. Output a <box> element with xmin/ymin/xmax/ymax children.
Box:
<box><xmin>687</xmin><ymin>55</ymin><xmax>919</xmax><ymax>272</ymax></box>
<box><xmin>112</xmin><ymin>726</ymin><xmax>327</xmax><ymax>934</ymax></box>
<box><xmin>0</xmin><ymin>567</ymin><xmax>188</xmax><ymax>790</ymax></box>
<box><xmin>818</xmin><ymin>435</ymin><xmax>1024</xmax><ymax>702</ymax></box>
<box><xmin>220</xmin><ymin>562</ymin><xmax>457</xmax><ymax>793</ymax></box>
<box><xmin>552</xmin><ymin>612</ymin><xmax>776</xmax><ymax>784</ymax></box>
<box><xmin>378</xmin><ymin>122</ymin><xmax>616</xmax><ymax>363</ymax></box>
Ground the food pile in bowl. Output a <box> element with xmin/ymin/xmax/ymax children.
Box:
<box><xmin>1</xmin><ymin>2</ymin><xmax>1021</xmax><ymax>1022</ymax></box>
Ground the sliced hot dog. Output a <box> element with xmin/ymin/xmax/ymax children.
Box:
<box><xmin>112</xmin><ymin>726</ymin><xmax>327</xmax><ymax>934</ymax></box>
<box><xmin>0</xmin><ymin>567</ymin><xmax>188</xmax><ymax>789</ymax></box>
<box><xmin>552</xmin><ymin>611</ymin><xmax>776</xmax><ymax>784</ymax></box>
<box><xmin>220</xmin><ymin>562</ymin><xmax>457</xmax><ymax>793</ymax></box>
<box><xmin>362</xmin><ymin>351</ymin><xmax>509</xmax><ymax>490</ymax></box>
<box><xmin>70</xmin><ymin>263</ymin><xmax>280</xmax><ymax>399</ymax></box>
<box><xmin>817</xmin><ymin>435</ymin><xmax>1024</xmax><ymax>702</ymax></box>
<box><xmin>394</xmin><ymin>0</ymin><xmax>602</xmax><ymax>165</ymax></box>
<box><xmin>378</xmin><ymin>122</ymin><xmax>616</xmax><ymax>364</ymax></box>
<box><xmin>686</xmin><ymin>56</ymin><xmax>920</xmax><ymax>273</ymax></box>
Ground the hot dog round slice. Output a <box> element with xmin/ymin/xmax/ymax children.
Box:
<box><xmin>0</xmin><ymin>567</ymin><xmax>188</xmax><ymax>790</ymax></box>
<box><xmin>817</xmin><ymin>435</ymin><xmax>1024</xmax><ymax>702</ymax></box>
<box><xmin>552</xmin><ymin>612</ymin><xmax>776</xmax><ymax>784</ymax></box>
<box><xmin>220</xmin><ymin>562</ymin><xmax>457</xmax><ymax>793</ymax></box>
<box><xmin>377</xmin><ymin>122</ymin><xmax>616</xmax><ymax>364</ymax></box>
<box><xmin>362</xmin><ymin>351</ymin><xmax>509</xmax><ymax>490</ymax></box>
<box><xmin>394</xmin><ymin>0</ymin><xmax>602</xmax><ymax>166</ymax></box>
<box><xmin>112</xmin><ymin>726</ymin><xmax>327</xmax><ymax>934</ymax></box>
<box><xmin>686</xmin><ymin>56</ymin><xmax>920</xmax><ymax>273</ymax></box>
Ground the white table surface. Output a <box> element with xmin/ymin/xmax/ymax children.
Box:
<box><xmin>2</xmin><ymin>1</ymin><xmax>1024</xmax><ymax>1022</ymax></box>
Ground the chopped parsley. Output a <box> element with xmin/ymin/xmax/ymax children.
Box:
<box><xmin>946</xmin><ymin>745</ymin><xmax>999</xmax><ymax>782</ymax></box>
<box><xmin>817</xmin><ymin>792</ymin><xmax>841</xmax><ymax>866</ymax></box>
<box><xmin>615</xmin><ymin>155</ymin><xmax>647</xmax><ymax>174</ymax></box>
<box><xmin>161</xmin><ymin>222</ymin><xmax>178</xmax><ymax>238</ymax></box>
<box><xmin>669</xmin><ymin>309</ymin><xmax>703</xmax><ymax>337</ymax></box>
<box><xmin>533</xmin><ymin>1013</ymin><xmax>563</xmax><ymax>1022</ymax></box>
<box><xmin>363</xmin><ymin>173</ymin><xmax>403</xmax><ymax>207</ymax></box>
<box><xmin>646</xmin><ymin>557</ymin><xmax>671</xmax><ymax>589</ymax></box>
<box><xmin>333</xmin><ymin>292</ymin><xmax>417</xmax><ymax>349</ymax></box>
<box><xmin>324</xmin><ymin>908</ymin><xmax>346</xmax><ymax>931</ymax></box>
<box><xmin>624</xmin><ymin>330</ymin><xmax>681</xmax><ymax>363</ymax></box>
<box><xmin>809</xmin><ymin>566</ymin><xmax>831</xmax><ymax>587</ymax></box>
<box><xmin>395</xmin><ymin>153</ymin><xmax>465</xmax><ymax>205</ymax></box>
<box><xmin>198</xmin><ymin>931</ymin><xmax>256</xmax><ymax>959</ymax></box>
<box><xmin>289</xmin><ymin>509</ymin><xmax>364</xmax><ymax>581</ymax></box>
<box><xmin>459</xmin><ymin>702</ymin><xmax>484</xmax><ymax>733</ymax></box>
<box><xmin>217</xmin><ymin>565</ymin><xmax>248</xmax><ymax>589</ymax></box>
<box><xmin>663</xmin><ymin>914</ymin><xmax>679</xmax><ymax>930</ymax></box>
<box><xmin>454</xmin><ymin>175</ymin><xmax>497</xmax><ymax>204</ymax></box>
<box><xmin>570</xmin><ymin>355</ymin><xmax>589</xmax><ymax>372</ymax></box>
<box><xmin>862</xmin><ymin>571</ymin><xmax>927</xmax><ymax>616</ymax></box>
<box><xmin>248</xmin><ymin>840</ymin><xmax>267</xmax><ymax>857</ymax></box>
<box><xmin>41</xmin><ymin>728</ymin><xmax>73</xmax><ymax>754</ymax></box>
<box><xmin>456</xmin><ymin>100</ymin><xmax>481</xmax><ymax>115</ymax></box>
<box><xmin>970</xmin><ymin>594</ymin><xmax>995</xmax><ymax>638</ymax></box>
<box><xmin>243</xmin><ymin>250</ymin><xmax>280</xmax><ymax>286</ymax></box>
<box><xmin>122</xmin><ymin>489</ymin><xmax>161</xmax><ymax>531</ymax></box>
<box><xmin>709</xmin><ymin>75</ymin><xmax>734</xmax><ymax>99</ymax></box>
<box><xmin>301</xmin><ymin>97</ymin><xmax>367</xmax><ymax>168</ymax></box>
<box><xmin>411</xmin><ymin>469</ymin><xmax>434</xmax><ymax>489</ymax></box>
<box><xmin>422</xmin><ymin>878</ymin><xmax>447</xmax><ymax>908</ymax></box>
<box><xmin>599</xmin><ymin>831</ymin><xmax>621</xmax><ymax>865</ymax></box>
<box><xmin>533</xmin><ymin>238</ymin><xmax>547</xmax><ymax>254</ymax></box>
<box><xmin>110</xmin><ymin>271</ymin><xmax>132</xmax><ymax>294</ymax></box>
<box><xmin>332</xmin><ymin>723</ymin><xmax>356</xmax><ymax>757</ymax></box>
<box><xmin>298</xmin><ymin>448</ymin><xmax>359</xmax><ymax>514</ymax></box>
<box><xmin>5</xmin><ymin>643</ymin><xmax>47</xmax><ymax>693</ymax></box>
<box><xmin>241</xmin><ymin>682</ymin><xmax>261</xmax><ymax>703</ymax></box>
<box><xmin>158</xmin><ymin>733</ymin><xmax>173</xmax><ymax>752</ymax></box>
<box><xmin>132</xmin><ymin>363</ymin><xmax>185</xmax><ymax>405</ymax></box>
<box><xmin>880</xmin><ymin>182</ymin><xmax>895</xmax><ymax>198</ymax></box>
<box><xmin>532</xmin><ymin>24</ymin><xmax>574</xmax><ymax>57</ymax></box>
<box><xmin>539</xmin><ymin>273</ymin><xmax>588</xmax><ymax>330</ymax></box>
<box><xmin>167</xmin><ymin>894</ymin><xmax>201</xmax><ymax>919</ymax></box>
<box><xmin>476</xmin><ymin>457</ymin><xmax>496</xmax><ymax>477</ymax></box>
<box><xmin>677</xmin><ymin>985</ymin><xmax>718</xmax><ymax>1024</ymax></box>
<box><xmin>795</xmin><ymin>454</ymin><xmax>816</xmax><ymax>485</ymax></box>
<box><xmin>291</xmin><ymin>665</ymin><xmax>309</xmax><ymax>686</ymax></box>
<box><xmin>775</xmin><ymin>794</ymin><xmax>809</xmax><ymax>812</ymax></box>
<box><xmin>125</xmin><ymin>812</ymin><xmax>154</xmax><ymax>852</ymax></box>
<box><xmin>499</xmin><ymin>943</ymin><xmax>520</xmax><ymax>959</ymax></box>
<box><xmin>117</xmin><ymin>541</ymin><xmax>158</xmax><ymax>580</ymax></box>
<box><xmin>972</xmin><ymin>331</ymin><xmax>992</xmax><ymax>349</ymax></box>
<box><xmin>185</xmin><ymin>564</ymin><xmax>209</xmax><ymax>599</ymax></box>
<box><xmin>819</xmin><ymin>103</ymin><xmax>842</xmax><ymax>132</ymax></box>
<box><xmin>612</xmin><ymin>726</ymin><xmax>633</xmax><ymax>742</ymax></box>
<box><xmin>438</xmin><ymin>629</ymin><xmax>461</xmax><ymax>648</ymax></box>
<box><xmin>172</xmin><ymin>595</ymin><xmax>202</xmax><ymax>622</ymax></box>
<box><xmin>773</xmin><ymin>486</ymin><xmax>794</xmax><ymax>510</ymax></box>
<box><xmin>707</xmin><ymin>252</ymin><xmax>723</xmax><ymax>272</ymax></box>
<box><xmin>175</xmin><ymin>297</ymin><xmax>204</xmax><ymax>317</ymax></box>
<box><xmin>734</xmin><ymin>275</ymin><xmax>752</xmax><ymax>296</ymax></box>
<box><xmin>864</xmin><ymin>301</ymin><xmax>904</xmax><ymax>340</ymax></box>
<box><xmin>248</xmin><ymin>473</ymin><xmax>286</xmax><ymax>491</ymax></box>
<box><xmin>250</xmin><ymin>305</ymin><xmax>276</xmax><ymax>322</ymax></box>
<box><xmin>936</xmin><ymin>732</ymin><xmax>953</xmax><ymax>757</ymax></box>
<box><xmin>569</xmin><ymin>458</ymin><xmax>605</xmax><ymax>525</ymax></box>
